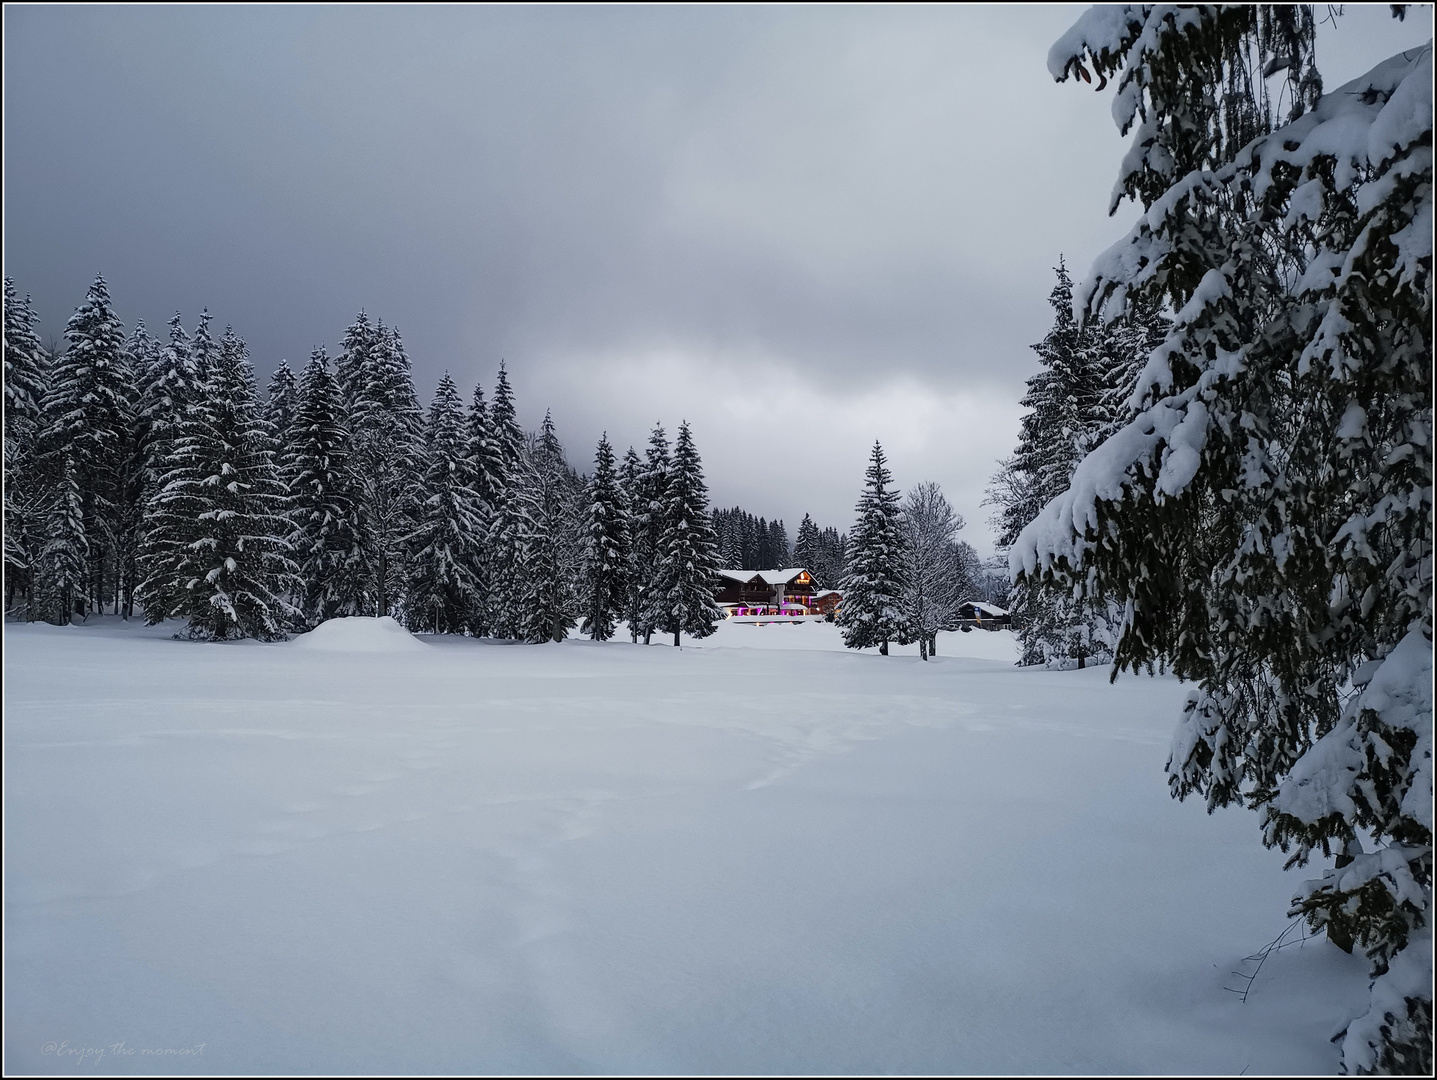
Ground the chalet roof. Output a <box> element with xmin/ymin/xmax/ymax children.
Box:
<box><xmin>716</xmin><ymin>569</ymin><xmax>763</xmax><ymax>585</ymax></box>
<box><xmin>716</xmin><ymin>568</ymin><xmax>816</xmax><ymax>586</ymax></box>
<box><xmin>959</xmin><ymin>600</ymin><xmax>1008</xmax><ymax>617</ymax></box>
<box><xmin>814</xmin><ymin>590</ymin><xmax>841</xmax><ymax>599</ymax></box>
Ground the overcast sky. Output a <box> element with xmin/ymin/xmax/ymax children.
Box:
<box><xmin>5</xmin><ymin>4</ymin><xmax>1431</xmax><ymax>555</ymax></box>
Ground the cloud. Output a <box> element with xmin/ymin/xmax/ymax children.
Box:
<box><xmin>528</xmin><ymin>343</ymin><xmax>1021</xmax><ymax>544</ymax></box>
<box><xmin>5</xmin><ymin>4</ymin><xmax>1430</xmax><ymax>557</ymax></box>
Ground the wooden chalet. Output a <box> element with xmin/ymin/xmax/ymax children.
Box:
<box><xmin>955</xmin><ymin>600</ymin><xmax>1010</xmax><ymax>630</ymax></box>
<box><xmin>714</xmin><ymin>568</ymin><xmax>831</xmax><ymax>617</ymax></box>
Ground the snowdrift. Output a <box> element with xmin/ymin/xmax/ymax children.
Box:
<box><xmin>289</xmin><ymin>615</ymin><xmax>428</xmax><ymax>652</ymax></box>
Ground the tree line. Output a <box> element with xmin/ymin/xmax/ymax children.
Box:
<box><xmin>3</xmin><ymin>278</ymin><xmax>729</xmax><ymax>646</ymax></box>
<box><xmin>5</xmin><ymin>275</ymin><xmax>993</xmax><ymax>661</ymax></box>
<box><xmin>711</xmin><ymin>507</ymin><xmax>847</xmax><ymax>588</ymax></box>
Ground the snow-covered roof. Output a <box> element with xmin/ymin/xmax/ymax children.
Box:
<box><xmin>814</xmin><ymin>590</ymin><xmax>841</xmax><ymax>599</ymax></box>
<box><xmin>716</xmin><ymin>569</ymin><xmax>762</xmax><ymax>584</ymax></box>
<box><xmin>717</xmin><ymin>568</ymin><xmax>816</xmax><ymax>586</ymax></box>
<box><xmin>757</xmin><ymin>568</ymin><xmax>813</xmax><ymax>586</ymax></box>
<box><xmin>959</xmin><ymin>600</ymin><xmax>1008</xmax><ymax>617</ymax></box>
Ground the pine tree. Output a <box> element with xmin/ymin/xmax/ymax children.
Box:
<box><xmin>334</xmin><ymin>310</ymin><xmax>376</xmax><ymax>410</ymax></box>
<box><xmin>619</xmin><ymin>445</ymin><xmax>646</xmax><ymax>642</ymax></box>
<box><xmin>463</xmin><ymin>380</ymin><xmax>499</xmax><ymax>635</ymax></box>
<box><xmin>793</xmin><ymin>513</ymin><xmax>821</xmax><ymax>573</ymax></box>
<box><xmin>135</xmin><ymin>314</ymin><xmax>200</xmax><ymax>485</ymax></box>
<box><xmin>641</xmin><ymin>421</ymin><xmax>721</xmax><ymax>646</ymax></box>
<box><xmin>485</xmin><ymin>363</ymin><xmax>526</xmax><ymax>638</ymax></box>
<box><xmin>40</xmin><ymin>456</ymin><xmax>89</xmax><ymax>625</ymax></box>
<box><xmin>814</xmin><ymin>526</ymin><xmax>847</xmax><ymax>590</ymax></box>
<box><xmin>712</xmin><ymin>507</ymin><xmax>744</xmax><ymax>569</ymax></box>
<box><xmin>632</xmin><ymin>423</ymin><xmax>671</xmax><ymax>644</ymax></box>
<box><xmin>4</xmin><ymin>277</ymin><xmax>46</xmax><ymax>440</ymax></box>
<box><xmin>1028</xmin><ymin>10</ymin><xmax>1430</xmax><ymax>1070</ymax></box>
<box><xmin>580</xmin><ymin>432</ymin><xmax>630</xmax><ymax>641</ymax></box>
<box><xmin>3</xmin><ymin>279</ymin><xmax>50</xmax><ymax>617</ymax></box>
<box><xmin>113</xmin><ymin>321</ymin><xmax>159</xmax><ymax>618</ymax></box>
<box><xmin>755</xmin><ymin>516</ymin><xmax>772</xmax><ymax>567</ymax></box>
<box><xmin>140</xmin><ymin>327</ymin><xmax>297</xmax><ymax>639</ymax></box>
<box><xmin>45</xmin><ymin>273</ymin><xmax>133</xmax><ymax>616</ymax></box>
<box><xmin>133</xmin><ymin>315</ymin><xmax>207</xmax><ymax>627</ymax></box>
<box><xmin>264</xmin><ymin>359</ymin><xmax>300</xmax><ymax>458</ymax></box>
<box><xmin>189</xmin><ymin>309</ymin><xmax>216</xmax><ymax>386</ymax></box>
<box><xmin>283</xmin><ymin>348</ymin><xmax>368</xmax><ymax>627</ymax></box>
<box><xmin>405</xmin><ymin>373</ymin><xmax>484</xmax><ymax>635</ymax></box>
<box><xmin>348</xmin><ymin>319</ymin><xmax>423</xmax><ymax>618</ymax></box>
<box><xmin>767</xmin><ymin>518</ymin><xmax>790</xmax><ymax>567</ymax></box>
<box><xmin>515</xmin><ymin>411</ymin><xmax>577</xmax><ymax>643</ymax></box>
<box><xmin>838</xmin><ymin>441</ymin><xmax>907</xmax><ymax>655</ymax></box>
<box><xmin>988</xmin><ymin>260</ymin><xmax>1127</xmax><ymax>667</ymax></box>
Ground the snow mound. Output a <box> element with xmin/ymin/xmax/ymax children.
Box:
<box><xmin>290</xmin><ymin>616</ymin><xmax>428</xmax><ymax>653</ymax></box>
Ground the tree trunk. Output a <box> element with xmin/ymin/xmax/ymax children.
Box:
<box><xmin>377</xmin><ymin>549</ymin><xmax>389</xmax><ymax>618</ymax></box>
<box><xmin>673</xmin><ymin>628</ymin><xmax>680</xmax><ymax>647</ymax></box>
<box><xmin>929</xmin><ymin>632</ymin><xmax>938</xmax><ymax>656</ymax></box>
<box><xmin>879</xmin><ymin>640</ymin><xmax>888</xmax><ymax>656</ymax></box>
<box><xmin>919</xmin><ymin>636</ymin><xmax>928</xmax><ymax>661</ymax></box>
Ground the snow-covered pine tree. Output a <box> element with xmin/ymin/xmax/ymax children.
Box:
<box><xmin>1024</xmin><ymin>9</ymin><xmax>1432</xmax><ymax>1071</ymax></box>
<box><xmin>514</xmin><ymin>411</ymin><xmax>577</xmax><ymax>643</ymax></box>
<box><xmin>44</xmin><ymin>273</ymin><xmax>133</xmax><ymax>616</ymax></box>
<box><xmin>838</xmin><ymin>441</ymin><xmax>907</xmax><ymax>655</ymax></box>
<box><xmin>462</xmin><ymin>381</ymin><xmax>499</xmax><ymax>635</ymax></box>
<box><xmin>334</xmin><ymin>310</ymin><xmax>376</xmax><ymax>411</ymax></box>
<box><xmin>134</xmin><ymin>314</ymin><xmax>194</xmax><ymax>487</ymax></box>
<box><xmin>283</xmin><ymin>348</ymin><xmax>368</xmax><ymax>627</ymax></box>
<box><xmin>3</xmin><ymin>279</ymin><xmax>50</xmax><ymax>618</ymax></box>
<box><xmin>141</xmin><ymin>327</ymin><xmax>298</xmax><ymax>640</ymax></box>
<box><xmin>349</xmin><ymin>319</ymin><xmax>424</xmax><ymax>619</ymax></box>
<box><xmin>631</xmin><ymin>423</ymin><xmax>671</xmax><ymax>645</ymax></box>
<box><xmin>793</xmin><ymin>513</ymin><xmax>821</xmax><ymax>574</ymax></box>
<box><xmin>640</xmin><ymin>421</ymin><xmax>721</xmax><ymax>646</ymax></box>
<box><xmin>40</xmin><ymin>455</ymin><xmax>89</xmax><ymax>625</ymax></box>
<box><xmin>485</xmin><ymin>363</ymin><xmax>526</xmax><ymax>638</ymax></box>
<box><xmin>580</xmin><ymin>432</ymin><xmax>630</xmax><ymax>641</ymax></box>
<box><xmin>619</xmin><ymin>444</ymin><xmax>645</xmax><ymax>642</ymax></box>
<box><xmin>712</xmin><ymin>507</ymin><xmax>744</xmax><ymax>569</ymax></box>
<box><xmin>901</xmin><ymin>481</ymin><xmax>965</xmax><ymax>661</ymax></box>
<box><xmin>112</xmin><ymin>320</ymin><xmax>162</xmax><ymax>618</ymax></box>
<box><xmin>4</xmin><ymin>277</ymin><xmax>46</xmax><ymax>440</ymax></box>
<box><xmin>768</xmin><ymin>518</ymin><xmax>790</xmax><ymax>567</ymax></box>
<box><xmin>814</xmin><ymin>526</ymin><xmax>847</xmax><ymax>590</ymax></box>
<box><xmin>990</xmin><ymin>260</ymin><xmax>1126</xmax><ymax>667</ymax></box>
<box><xmin>264</xmin><ymin>359</ymin><xmax>299</xmax><ymax>459</ymax></box>
<box><xmin>134</xmin><ymin>314</ymin><xmax>207</xmax><ymax>626</ymax></box>
<box><xmin>404</xmin><ymin>373</ymin><xmax>484</xmax><ymax>635</ymax></box>
<box><xmin>189</xmin><ymin>309</ymin><xmax>216</xmax><ymax>386</ymax></box>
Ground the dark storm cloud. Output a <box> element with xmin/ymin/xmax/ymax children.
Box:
<box><xmin>5</xmin><ymin>4</ymin><xmax>1430</xmax><ymax>547</ymax></box>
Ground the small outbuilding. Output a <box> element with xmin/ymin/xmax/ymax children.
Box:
<box><xmin>954</xmin><ymin>600</ymin><xmax>1010</xmax><ymax>631</ymax></box>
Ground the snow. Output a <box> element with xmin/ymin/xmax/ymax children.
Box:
<box><xmin>716</xmin><ymin>567</ymin><xmax>813</xmax><ymax>586</ymax></box>
<box><xmin>289</xmin><ymin>615</ymin><xmax>429</xmax><ymax>653</ymax></box>
<box><xmin>1342</xmin><ymin>927</ymin><xmax>1433</xmax><ymax>1073</ymax></box>
<box><xmin>1046</xmin><ymin>4</ymin><xmax>1140</xmax><ymax>80</ymax></box>
<box><xmin>5</xmin><ymin>617</ymin><xmax>1370</xmax><ymax>1074</ymax></box>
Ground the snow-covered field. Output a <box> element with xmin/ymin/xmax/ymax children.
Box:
<box><xmin>5</xmin><ymin>617</ymin><xmax>1366</xmax><ymax>1074</ymax></box>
